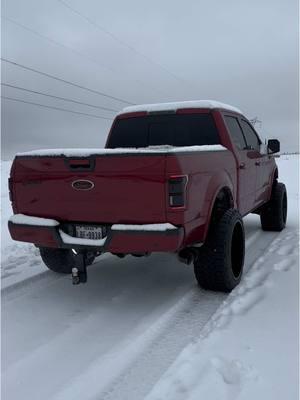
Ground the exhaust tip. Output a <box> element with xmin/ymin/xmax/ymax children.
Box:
<box><xmin>177</xmin><ymin>248</ymin><xmax>198</xmax><ymax>265</ymax></box>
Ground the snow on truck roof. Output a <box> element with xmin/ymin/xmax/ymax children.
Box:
<box><xmin>120</xmin><ymin>100</ymin><xmax>243</xmax><ymax>115</ymax></box>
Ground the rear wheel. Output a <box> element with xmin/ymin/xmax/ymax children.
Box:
<box><xmin>260</xmin><ymin>182</ymin><xmax>287</xmax><ymax>231</ymax></box>
<box><xmin>194</xmin><ymin>209</ymin><xmax>245</xmax><ymax>292</ymax></box>
<box><xmin>39</xmin><ymin>248</ymin><xmax>96</xmax><ymax>274</ymax></box>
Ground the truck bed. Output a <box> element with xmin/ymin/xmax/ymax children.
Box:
<box><xmin>10</xmin><ymin>145</ymin><xmax>226</xmax><ymax>224</ymax></box>
<box><xmin>9</xmin><ymin>145</ymin><xmax>235</xmax><ymax>251</ymax></box>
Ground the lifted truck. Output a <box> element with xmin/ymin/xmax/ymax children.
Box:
<box><xmin>8</xmin><ymin>100</ymin><xmax>287</xmax><ymax>291</ymax></box>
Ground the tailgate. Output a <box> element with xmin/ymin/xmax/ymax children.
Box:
<box><xmin>11</xmin><ymin>155</ymin><xmax>167</xmax><ymax>223</ymax></box>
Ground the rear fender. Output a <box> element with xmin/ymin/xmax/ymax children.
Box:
<box><xmin>202</xmin><ymin>173</ymin><xmax>235</xmax><ymax>241</ymax></box>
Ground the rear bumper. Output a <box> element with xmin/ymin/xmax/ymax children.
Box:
<box><xmin>8</xmin><ymin>214</ymin><xmax>184</xmax><ymax>253</ymax></box>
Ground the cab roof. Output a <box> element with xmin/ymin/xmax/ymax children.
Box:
<box><xmin>120</xmin><ymin>100</ymin><xmax>242</xmax><ymax>115</ymax></box>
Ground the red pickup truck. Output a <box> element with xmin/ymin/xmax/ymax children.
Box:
<box><xmin>8</xmin><ymin>100</ymin><xmax>287</xmax><ymax>291</ymax></box>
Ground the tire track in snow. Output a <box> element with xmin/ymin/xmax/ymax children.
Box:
<box><xmin>2</xmin><ymin>270</ymin><xmax>63</xmax><ymax>301</ymax></box>
<box><xmin>96</xmin><ymin>230</ymin><xmax>280</xmax><ymax>400</ymax></box>
<box><xmin>1</xmin><ymin>254</ymin><xmax>110</xmax><ymax>301</ymax></box>
<box><xmin>2</xmin><ymin>228</ymin><xmax>279</xmax><ymax>400</ymax></box>
<box><xmin>2</xmin><ymin>252</ymin><xmax>195</xmax><ymax>400</ymax></box>
<box><xmin>47</xmin><ymin>230</ymin><xmax>279</xmax><ymax>400</ymax></box>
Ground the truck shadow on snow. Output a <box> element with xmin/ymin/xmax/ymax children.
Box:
<box><xmin>45</xmin><ymin>215</ymin><xmax>260</xmax><ymax>307</ymax></box>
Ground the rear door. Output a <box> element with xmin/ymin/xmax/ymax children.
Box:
<box><xmin>239</xmin><ymin>119</ymin><xmax>266</xmax><ymax>207</ymax></box>
<box><xmin>223</xmin><ymin>115</ymin><xmax>256</xmax><ymax>215</ymax></box>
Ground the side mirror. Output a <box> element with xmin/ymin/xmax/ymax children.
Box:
<box><xmin>267</xmin><ymin>139</ymin><xmax>280</xmax><ymax>154</ymax></box>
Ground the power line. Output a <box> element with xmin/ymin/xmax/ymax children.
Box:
<box><xmin>57</xmin><ymin>0</ymin><xmax>194</xmax><ymax>89</ymax></box>
<box><xmin>1</xmin><ymin>57</ymin><xmax>134</xmax><ymax>105</ymax></box>
<box><xmin>2</xmin><ymin>83</ymin><xmax>119</xmax><ymax>112</ymax></box>
<box><xmin>2</xmin><ymin>15</ymin><xmax>137</xmax><ymax>97</ymax></box>
<box><xmin>2</xmin><ymin>15</ymin><xmax>168</xmax><ymax>99</ymax></box>
<box><xmin>2</xmin><ymin>15</ymin><xmax>125</xmax><ymax>80</ymax></box>
<box><xmin>2</xmin><ymin>96</ymin><xmax>114</xmax><ymax>120</ymax></box>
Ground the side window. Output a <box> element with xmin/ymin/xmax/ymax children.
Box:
<box><xmin>224</xmin><ymin>116</ymin><xmax>246</xmax><ymax>149</ymax></box>
<box><xmin>240</xmin><ymin>120</ymin><xmax>261</xmax><ymax>151</ymax></box>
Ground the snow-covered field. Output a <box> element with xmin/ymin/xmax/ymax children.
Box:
<box><xmin>1</xmin><ymin>155</ymin><xmax>299</xmax><ymax>400</ymax></box>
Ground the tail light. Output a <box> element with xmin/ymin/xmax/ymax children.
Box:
<box><xmin>168</xmin><ymin>175</ymin><xmax>188</xmax><ymax>208</ymax></box>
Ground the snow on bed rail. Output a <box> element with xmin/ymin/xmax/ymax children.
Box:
<box><xmin>111</xmin><ymin>223</ymin><xmax>177</xmax><ymax>232</ymax></box>
<box><xmin>9</xmin><ymin>214</ymin><xmax>59</xmax><ymax>227</ymax></box>
<box><xmin>16</xmin><ymin>145</ymin><xmax>227</xmax><ymax>157</ymax></box>
<box><xmin>120</xmin><ymin>100</ymin><xmax>243</xmax><ymax>115</ymax></box>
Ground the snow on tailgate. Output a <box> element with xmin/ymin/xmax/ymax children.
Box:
<box><xmin>16</xmin><ymin>145</ymin><xmax>227</xmax><ymax>157</ymax></box>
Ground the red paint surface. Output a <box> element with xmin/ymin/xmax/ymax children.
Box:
<box><xmin>8</xmin><ymin>108</ymin><xmax>276</xmax><ymax>252</ymax></box>
<box><xmin>8</xmin><ymin>224</ymin><xmax>58</xmax><ymax>248</ymax></box>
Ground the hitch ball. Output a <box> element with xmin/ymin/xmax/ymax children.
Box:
<box><xmin>71</xmin><ymin>251</ymin><xmax>88</xmax><ymax>285</ymax></box>
<box><xmin>72</xmin><ymin>267</ymin><xmax>80</xmax><ymax>285</ymax></box>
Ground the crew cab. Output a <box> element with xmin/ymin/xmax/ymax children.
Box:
<box><xmin>8</xmin><ymin>100</ymin><xmax>287</xmax><ymax>291</ymax></box>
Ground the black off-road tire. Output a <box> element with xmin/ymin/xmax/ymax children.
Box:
<box><xmin>260</xmin><ymin>182</ymin><xmax>287</xmax><ymax>231</ymax></box>
<box><xmin>194</xmin><ymin>209</ymin><xmax>245</xmax><ymax>292</ymax></box>
<box><xmin>39</xmin><ymin>248</ymin><xmax>75</xmax><ymax>274</ymax></box>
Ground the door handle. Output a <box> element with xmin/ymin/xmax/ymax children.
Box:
<box><xmin>239</xmin><ymin>162</ymin><xmax>246</xmax><ymax>169</ymax></box>
<box><xmin>255</xmin><ymin>161</ymin><xmax>261</xmax><ymax>166</ymax></box>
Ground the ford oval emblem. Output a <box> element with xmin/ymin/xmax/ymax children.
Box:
<box><xmin>72</xmin><ymin>180</ymin><xmax>94</xmax><ymax>191</ymax></box>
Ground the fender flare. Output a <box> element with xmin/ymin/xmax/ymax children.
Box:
<box><xmin>271</xmin><ymin>167</ymin><xmax>278</xmax><ymax>182</ymax></box>
<box><xmin>268</xmin><ymin>167</ymin><xmax>278</xmax><ymax>199</ymax></box>
<box><xmin>203</xmin><ymin>184</ymin><xmax>234</xmax><ymax>241</ymax></box>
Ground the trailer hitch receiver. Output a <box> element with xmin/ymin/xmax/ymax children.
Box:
<box><xmin>71</xmin><ymin>251</ymin><xmax>87</xmax><ymax>285</ymax></box>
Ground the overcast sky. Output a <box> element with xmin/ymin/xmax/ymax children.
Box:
<box><xmin>1</xmin><ymin>0</ymin><xmax>299</xmax><ymax>159</ymax></box>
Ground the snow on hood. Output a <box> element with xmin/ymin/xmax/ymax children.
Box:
<box><xmin>120</xmin><ymin>100</ymin><xmax>243</xmax><ymax>115</ymax></box>
<box><xmin>16</xmin><ymin>145</ymin><xmax>227</xmax><ymax>157</ymax></box>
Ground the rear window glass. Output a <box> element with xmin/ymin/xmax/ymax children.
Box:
<box><xmin>106</xmin><ymin>113</ymin><xmax>220</xmax><ymax>148</ymax></box>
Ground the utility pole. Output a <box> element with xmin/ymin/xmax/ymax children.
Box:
<box><xmin>250</xmin><ymin>117</ymin><xmax>262</xmax><ymax>130</ymax></box>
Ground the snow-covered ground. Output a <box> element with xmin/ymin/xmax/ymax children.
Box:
<box><xmin>1</xmin><ymin>155</ymin><xmax>299</xmax><ymax>400</ymax></box>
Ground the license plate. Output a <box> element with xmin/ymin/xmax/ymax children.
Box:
<box><xmin>75</xmin><ymin>225</ymin><xmax>103</xmax><ymax>240</ymax></box>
